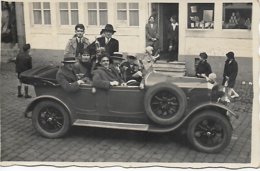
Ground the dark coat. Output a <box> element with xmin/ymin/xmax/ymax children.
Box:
<box><xmin>167</xmin><ymin>24</ymin><xmax>179</xmax><ymax>47</ymax></box>
<box><xmin>73</xmin><ymin>61</ymin><xmax>92</xmax><ymax>81</ymax></box>
<box><xmin>56</xmin><ymin>65</ymin><xmax>80</xmax><ymax>92</ymax></box>
<box><xmin>222</xmin><ymin>59</ymin><xmax>238</xmax><ymax>88</ymax></box>
<box><xmin>195</xmin><ymin>60</ymin><xmax>212</xmax><ymax>77</ymax></box>
<box><xmin>120</xmin><ymin>61</ymin><xmax>141</xmax><ymax>82</ymax></box>
<box><xmin>15</xmin><ymin>51</ymin><xmax>32</xmax><ymax>74</ymax></box>
<box><xmin>92</xmin><ymin>66</ymin><xmax>123</xmax><ymax>90</ymax></box>
<box><xmin>89</xmin><ymin>37</ymin><xmax>119</xmax><ymax>56</ymax></box>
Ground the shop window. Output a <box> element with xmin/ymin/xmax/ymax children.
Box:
<box><xmin>117</xmin><ymin>2</ymin><xmax>139</xmax><ymax>26</ymax></box>
<box><xmin>222</xmin><ymin>3</ymin><xmax>252</xmax><ymax>30</ymax></box>
<box><xmin>187</xmin><ymin>3</ymin><xmax>214</xmax><ymax>29</ymax></box>
<box><xmin>59</xmin><ymin>2</ymin><xmax>78</xmax><ymax>25</ymax></box>
<box><xmin>87</xmin><ymin>2</ymin><xmax>108</xmax><ymax>26</ymax></box>
<box><xmin>32</xmin><ymin>2</ymin><xmax>51</xmax><ymax>25</ymax></box>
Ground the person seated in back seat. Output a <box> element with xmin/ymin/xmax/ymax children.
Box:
<box><xmin>120</xmin><ymin>53</ymin><xmax>143</xmax><ymax>84</ymax></box>
<box><xmin>56</xmin><ymin>55</ymin><xmax>85</xmax><ymax>92</ymax></box>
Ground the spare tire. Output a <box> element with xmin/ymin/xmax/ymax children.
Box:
<box><xmin>144</xmin><ymin>82</ymin><xmax>187</xmax><ymax>125</ymax></box>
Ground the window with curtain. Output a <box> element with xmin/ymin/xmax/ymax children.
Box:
<box><xmin>32</xmin><ymin>2</ymin><xmax>51</xmax><ymax>25</ymax></box>
<box><xmin>59</xmin><ymin>2</ymin><xmax>79</xmax><ymax>25</ymax></box>
<box><xmin>222</xmin><ymin>3</ymin><xmax>252</xmax><ymax>30</ymax></box>
<box><xmin>117</xmin><ymin>2</ymin><xmax>139</xmax><ymax>26</ymax></box>
<box><xmin>87</xmin><ymin>2</ymin><xmax>108</xmax><ymax>26</ymax></box>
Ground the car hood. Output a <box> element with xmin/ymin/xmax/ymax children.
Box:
<box><xmin>144</xmin><ymin>71</ymin><xmax>210</xmax><ymax>89</ymax></box>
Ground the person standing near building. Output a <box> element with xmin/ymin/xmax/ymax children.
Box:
<box><xmin>89</xmin><ymin>24</ymin><xmax>119</xmax><ymax>57</ymax></box>
<box><xmin>64</xmin><ymin>24</ymin><xmax>90</xmax><ymax>59</ymax></box>
<box><xmin>15</xmin><ymin>44</ymin><xmax>32</xmax><ymax>98</ymax></box>
<box><xmin>167</xmin><ymin>15</ymin><xmax>179</xmax><ymax>62</ymax></box>
<box><xmin>222</xmin><ymin>51</ymin><xmax>239</xmax><ymax>99</ymax></box>
<box><xmin>195</xmin><ymin>52</ymin><xmax>212</xmax><ymax>78</ymax></box>
<box><xmin>145</xmin><ymin>16</ymin><xmax>160</xmax><ymax>55</ymax></box>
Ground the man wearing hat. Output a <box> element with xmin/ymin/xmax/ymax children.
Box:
<box><xmin>195</xmin><ymin>52</ymin><xmax>212</xmax><ymax>78</ymax></box>
<box><xmin>90</xmin><ymin>24</ymin><xmax>119</xmax><ymax>57</ymax></box>
<box><xmin>64</xmin><ymin>24</ymin><xmax>91</xmax><ymax>59</ymax></box>
<box><xmin>56</xmin><ymin>55</ymin><xmax>85</xmax><ymax>92</ymax></box>
<box><xmin>15</xmin><ymin>43</ymin><xmax>32</xmax><ymax>98</ymax></box>
<box><xmin>120</xmin><ymin>53</ymin><xmax>143</xmax><ymax>83</ymax></box>
<box><xmin>222</xmin><ymin>51</ymin><xmax>239</xmax><ymax>98</ymax></box>
<box><xmin>110</xmin><ymin>52</ymin><xmax>125</xmax><ymax>76</ymax></box>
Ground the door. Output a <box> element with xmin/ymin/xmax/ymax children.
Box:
<box><xmin>152</xmin><ymin>3</ymin><xmax>179</xmax><ymax>60</ymax></box>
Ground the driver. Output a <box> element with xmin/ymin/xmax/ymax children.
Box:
<box><xmin>92</xmin><ymin>52</ymin><xmax>126</xmax><ymax>90</ymax></box>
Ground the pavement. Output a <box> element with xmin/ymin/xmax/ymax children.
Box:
<box><xmin>0</xmin><ymin>62</ymin><xmax>253</xmax><ymax>163</ymax></box>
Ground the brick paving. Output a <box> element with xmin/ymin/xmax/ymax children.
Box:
<box><xmin>0</xmin><ymin>62</ymin><xmax>252</xmax><ymax>163</ymax></box>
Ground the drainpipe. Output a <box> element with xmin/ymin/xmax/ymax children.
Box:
<box><xmin>15</xmin><ymin>2</ymin><xmax>26</xmax><ymax>50</ymax></box>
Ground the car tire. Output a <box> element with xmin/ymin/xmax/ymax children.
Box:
<box><xmin>32</xmin><ymin>100</ymin><xmax>70</xmax><ymax>138</ymax></box>
<box><xmin>144</xmin><ymin>82</ymin><xmax>187</xmax><ymax>125</ymax></box>
<box><xmin>187</xmin><ymin>110</ymin><xmax>232</xmax><ymax>153</ymax></box>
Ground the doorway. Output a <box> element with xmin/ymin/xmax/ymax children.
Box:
<box><xmin>151</xmin><ymin>3</ymin><xmax>179</xmax><ymax>60</ymax></box>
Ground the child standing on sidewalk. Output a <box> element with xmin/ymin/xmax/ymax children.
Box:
<box><xmin>15</xmin><ymin>44</ymin><xmax>32</xmax><ymax>98</ymax></box>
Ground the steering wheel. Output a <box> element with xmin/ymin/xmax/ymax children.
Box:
<box><xmin>126</xmin><ymin>79</ymin><xmax>139</xmax><ymax>86</ymax></box>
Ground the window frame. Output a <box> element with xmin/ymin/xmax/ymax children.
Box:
<box><xmin>116</xmin><ymin>2</ymin><xmax>139</xmax><ymax>27</ymax></box>
<box><xmin>59</xmin><ymin>2</ymin><xmax>79</xmax><ymax>26</ymax></box>
<box><xmin>32</xmin><ymin>2</ymin><xmax>51</xmax><ymax>25</ymax></box>
<box><xmin>187</xmin><ymin>3</ymin><xmax>215</xmax><ymax>30</ymax></box>
<box><xmin>87</xmin><ymin>2</ymin><xmax>108</xmax><ymax>26</ymax></box>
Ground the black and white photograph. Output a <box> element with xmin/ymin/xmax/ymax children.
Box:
<box><xmin>1</xmin><ymin>0</ymin><xmax>259</xmax><ymax>169</ymax></box>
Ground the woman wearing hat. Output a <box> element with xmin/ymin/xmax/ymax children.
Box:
<box><xmin>222</xmin><ymin>51</ymin><xmax>239</xmax><ymax>98</ymax></box>
<box><xmin>195</xmin><ymin>52</ymin><xmax>212</xmax><ymax>78</ymax></box>
<box><xmin>56</xmin><ymin>55</ymin><xmax>85</xmax><ymax>92</ymax></box>
<box><xmin>92</xmin><ymin>53</ymin><xmax>125</xmax><ymax>90</ymax></box>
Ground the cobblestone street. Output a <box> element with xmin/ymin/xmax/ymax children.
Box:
<box><xmin>0</xmin><ymin>62</ymin><xmax>253</xmax><ymax>163</ymax></box>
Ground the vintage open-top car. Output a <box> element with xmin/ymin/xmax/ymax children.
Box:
<box><xmin>20</xmin><ymin>65</ymin><xmax>238</xmax><ymax>153</ymax></box>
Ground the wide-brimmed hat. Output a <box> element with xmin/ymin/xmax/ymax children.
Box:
<box><xmin>104</xmin><ymin>24</ymin><xmax>116</xmax><ymax>33</ymax></box>
<box><xmin>199</xmin><ymin>52</ymin><xmax>208</xmax><ymax>60</ymax></box>
<box><xmin>226</xmin><ymin>51</ymin><xmax>234</xmax><ymax>59</ymax></box>
<box><xmin>62</xmin><ymin>55</ymin><xmax>77</xmax><ymax>63</ymax></box>
<box><xmin>111</xmin><ymin>52</ymin><xmax>124</xmax><ymax>60</ymax></box>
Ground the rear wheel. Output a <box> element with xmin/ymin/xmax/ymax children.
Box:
<box><xmin>187</xmin><ymin>110</ymin><xmax>232</xmax><ymax>153</ymax></box>
<box><xmin>32</xmin><ymin>101</ymin><xmax>70</xmax><ymax>138</ymax></box>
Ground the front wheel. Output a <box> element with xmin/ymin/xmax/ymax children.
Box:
<box><xmin>32</xmin><ymin>101</ymin><xmax>70</xmax><ymax>138</ymax></box>
<box><xmin>187</xmin><ymin>110</ymin><xmax>232</xmax><ymax>153</ymax></box>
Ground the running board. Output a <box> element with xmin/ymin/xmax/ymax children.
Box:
<box><xmin>73</xmin><ymin>119</ymin><xmax>149</xmax><ymax>131</ymax></box>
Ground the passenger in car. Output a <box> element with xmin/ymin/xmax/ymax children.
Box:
<box><xmin>140</xmin><ymin>46</ymin><xmax>160</xmax><ymax>74</ymax></box>
<box><xmin>92</xmin><ymin>53</ymin><xmax>126</xmax><ymax>90</ymax></box>
<box><xmin>109</xmin><ymin>52</ymin><xmax>125</xmax><ymax>78</ymax></box>
<box><xmin>73</xmin><ymin>49</ymin><xmax>92</xmax><ymax>83</ymax></box>
<box><xmin>120</xmin><ymin>53</ymin><xmax>143</xmax><ymax>83</ymax></box>
<box><xmin>195</xmin><ymin>52</ymin><xmax>212</xmax><ymax>78</ymax></box>
<box><xmin>56</xmin><ymin>55</ymin><xmax>85</xmax><ymax>92</ymax></box>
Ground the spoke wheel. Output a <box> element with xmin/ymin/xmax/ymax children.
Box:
<box><xmin>32</xmin><ymin>101</ymin><xmax>70</xmax><ymax>138</ymax></box>
<box><xmin>144</xmin><ymin>83</ymin><xmax>187</xmax><ymax>125</ymax></box>
<box><xmin>187</xmin><ymin>110</ymin><xmax>232</xmax><ymax>153</ymax></box>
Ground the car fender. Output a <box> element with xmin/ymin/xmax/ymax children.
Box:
<box><xmin>24</xmin><ymin>95</ymin><xmax>74</xmax><ymax>123</ymax></box>
<box><xmin>148</xmin><ymin>102</ymin><xmax>237</xmax><ymax>133</ymax></box>
<box><xmin>187</xmin><ymin>102</ymin><xmax>238</xmax><ymax>119</ymax></box>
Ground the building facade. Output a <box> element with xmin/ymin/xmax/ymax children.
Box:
<box><xmin>13</xmin><ymin>0</ymin><xmax>259</xmax><ymax>81</ymax></box>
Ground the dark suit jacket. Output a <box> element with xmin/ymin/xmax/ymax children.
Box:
<box><xmin>56</xmin><ymin>66</ymin><xmax>80</xmax><ymax>92</ymax></box>
<box><xmin>95</xmin><ymin>37</ymin><xmax>119</xmax><ymax>56</ymax></box>
<box><xmin>222</xmin><ymin>59</ymin><xmax>238</xmax><ymax>88</ymax></box>
<box><xmin>145</xmin><ymin>23</ymin><xmax>159</xmax><ymax>47</ymax></box>
<box><xmin>15</xmin><ymin>52</ymin><xmax>32</xmax><ymax>74</ymax></box>
<box><xmin>195</xmin><ymin>60</ymin><xmax>212</xmax><ymax>77</ymax></box>
<box><xmin>167</xmin><ymin>24</ymin><xmax>179</xmax><ymax>47</ymax></box>
<box><xmin>92</xmin><ymin>66</ymin><xmax>123</xmax><ymax>90</ymax></box>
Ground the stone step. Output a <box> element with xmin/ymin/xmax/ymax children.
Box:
<box><xmin>155</xmin><ymin>60</ymin><xmax>185</xmax><ymax>65</ymax></box>
<box><xmin>153</xmin><ymin>64</ymin><xmax>186</xmax><ymax>69</ymax></box>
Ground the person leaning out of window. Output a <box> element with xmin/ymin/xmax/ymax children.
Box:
<box><xmin>195</xmin><ymin>52</ymin><xmax>212</xmax><ymax>78</ymax></box>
